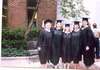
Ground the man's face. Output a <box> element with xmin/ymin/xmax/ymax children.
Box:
<box><xmin>45</xmin><ymin>22</ymin><xmax>52</xmax><ymax>29</ymax></box>
<box><xmin>82</xmin><ymin>20</ymin><xmax>88</xmax><ymax>26</ymax></box>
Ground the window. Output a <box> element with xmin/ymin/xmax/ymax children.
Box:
<box><xmin>27</xmin><ymin>0</ymin><xmax>37</xmax><ymax>24</ymax></box>
<box><xmin>2</xmin><ymin>0</ymin><xmax>8</xmax><ymax>28</ymax></box>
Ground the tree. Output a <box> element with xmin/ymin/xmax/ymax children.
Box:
<box><xmin>61</xmin><ymin>0</ymin><xmax>89</xmax><ymax>20</ymax></box>
<box><xmin>24</xmin><ymin>0</ymin><xmax>40</xmax><ymax>39</ymax></box>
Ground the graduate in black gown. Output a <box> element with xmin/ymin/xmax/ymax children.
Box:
<box><xmin>62</xmin><ymin>24</ymin><xmax>72</xmax><ymax>69</ymax></box>
<box><xmin>50</xmin><ymin>20</ymin><xmax>63</xmax><ymax>68</ymax></box>
<box><xmin>37</xmin><ymin>19</ymin><xmax>53</xmax><ymax>68</ymax></box>
<box><xmin>80</xmin><ymin>18</ymin><xmax>96</xmax><ymax>68</ymax></box>
<box><xmin>71</xmin><ymin>21</ymin><xmax>81</xmax><ymax>69</ymax></box>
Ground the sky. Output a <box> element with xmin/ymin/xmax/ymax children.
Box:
<box><xmin>84</xmin><ymin>0</ymin><xmax>100</xmax><ymax>27</ymax></box>
<box><xmin>83</xmin><ymin>0</ymin><xmax>96</xmax><ymax>22</ymax></box>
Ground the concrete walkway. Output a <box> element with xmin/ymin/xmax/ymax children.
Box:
<box><xmin>0</xmin><ymin>55</ymin><xmax>100</xmax><ymax>70</ymax></box>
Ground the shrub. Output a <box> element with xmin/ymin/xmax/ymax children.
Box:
<box><xmin>2</xmin><ymin>29</ymin><xmax>27</xmax><ymax>49</ymax></box>
<box><xmin>2</xmin><ymin>28</ymin><xmax>39</xmax><ymax>57</ymax></box>
<box><xmin>26</xmin><ymin>27</ymin><xmax>40</xmax><ymax>41</ymax></box>
<box><xmin>2</xmin><ymin>29</ymin><xmax>25</xmax><ymax>40</ymax></box>
<box><xmin>2</xmin><ymin>40</ymin><xmax>27</xmax><ymax>49</ymax></box>
<box><xmin>1</xmin><ymin>48</ymin><xmax>30</xmax><ymax>57</ymax></box>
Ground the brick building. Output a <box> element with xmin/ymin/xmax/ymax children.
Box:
<box><xmin>7</xmin><ymin>0</ymin><xmax>27</xmax><ymax>29</ymax></box>
<box><xmin>37</xmin><ymin>0</ymin><xmax>57</xmax><ymax>27</ymax></box>
<box><xmin>2</xmin><ymin>0</ymin><xmax>57</xmax><ymax>29</ymax></box>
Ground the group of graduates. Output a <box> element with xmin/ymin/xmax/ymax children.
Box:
<box><xmin>37</xmin><ymin>17</ymin><xmax>97</xmax><ymax>69</ymax></box>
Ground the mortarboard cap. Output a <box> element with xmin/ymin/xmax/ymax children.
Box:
<box><xmin>82</xmin><ymin>17</ymin><xmax>88</xmax><ymax>21</ymax></box>
<box><xmin>74</xmin><ymin>21</ymin><xmax>80</xmax><ymax>25</ymax></box>
<box><xmin>65</xmin><ymin>24</ymin><xmax>70</xmax><ymax>27</ymax></box>
<box><xmin>56</xmin><ymin>20</ymin><xmax>62</xmax><ymax>23</ymax></box>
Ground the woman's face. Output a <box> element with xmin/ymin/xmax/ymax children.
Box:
<box><xmin>82</xmin><ymin>20</ymin><xmax>88</xmax><ymax>27</ymax></box>
<box><xmin>65</xmin><ymin>27</ymin><xmax>70</xmax><ymax>32</ymax></box>
<box><xmin>45</xmin><ymin>22</ymin><xmax>52</xmax><ymax>29</ymax></box>
<box><xmin>56</xmin><ymin>23</ymin><xmax>62</xmax><ymax>29</ymax></box>
<box><xmin>74</xmin><ymin>25</ymin><xmax>79</xmax><ymax>30</ymax></box>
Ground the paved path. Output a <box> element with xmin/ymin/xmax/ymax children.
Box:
<box><xmin>0</xmin><ymin>55</ymin><xmax>100</xmax><ymax>70</ymax></box>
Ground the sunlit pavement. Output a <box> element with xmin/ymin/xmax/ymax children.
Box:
<box><xmin>0</xmin><ymin>55</ymin><xmax>100</xmax><ymax>70</ymax></box>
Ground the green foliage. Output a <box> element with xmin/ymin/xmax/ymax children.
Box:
<box><xmin>61</xmin><ymin>0</ymin><xmax>89</xmax><ymax>19</ymax></box>
<box><xmin>2</xmin><ymin>28</ymin><xmax>39</xmax><ymax>57</ymax></box>
<box><xmin>2</xmin><ymin>40</ymin><xmax>27</xmax><ymax>49</ymax></box>
<box><xmin>2</xmin><ymin>29</ymin><xmax>27</xmax><ymax>49</ymax></box>
<box><xmin>2</xmin><ymin>28</ymin><xmax>29</xmax><ymax>57</ymax></box>
<box><xmin>26</xmin><ymin>27</ymin><xmax>40</xmax><ymax>41</ymax></box>
<box><xmin>2</xmin><ymin>29</ymin><xmax>25</xmax><ymax>40</ymax></box>
<box><xmin>1</xmin><ymin>48</ymin><xmax>30</xmax><ymax>57</ymax></box>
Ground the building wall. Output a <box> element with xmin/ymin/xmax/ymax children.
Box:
<box><xmin>8</xmin><ymin>0</ymin><xmax>27</xmax><ymax>29</ymax></box>
<box><xmin>37</xmin><ymin>0</ymin><xmax>57</xmax><ymax>28</ymax></box>
<box><xmin>7</xmin><ymin>0</ymin><xmax>57</xmax><ymax>29</ymax></box>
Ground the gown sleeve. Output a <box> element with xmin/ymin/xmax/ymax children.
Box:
<box><xmin>36</xmin><ymin>31</ymin><xmax>44</xmax><ymax>51</ymax></box>
<box><xmin>87</xmin><ymin>28</ymin><xmax>96</xmax><ymax>48</ymax></box>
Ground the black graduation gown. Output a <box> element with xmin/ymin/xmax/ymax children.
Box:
<box><xmin>62</xmin><ymin>32</ymin><xmax>72</xmax><ymax>63</ymax></box>
<box><xmin>71</xmin><ymin>30</ymin><xmax>81</xmax><ymax>63</ymax></box>
<box><xmin>80</xmin><ymin>27</ymin><xmax>95</xmax><ymax>67</ymax></box>
<box><xmin>37</xmin><ymin>30</ymin><xmax>52</xmax><ymax>64</ymax></box>
<box><xmin>50</xmin><ymin>29</ymin><xmax>63</xmax><ymax>65</ymax></box>
<box><xmin>95</xmin><ymin>38</ymin><xmax>99</xmax><ymax>58</ymax></box>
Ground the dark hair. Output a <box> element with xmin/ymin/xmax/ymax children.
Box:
<box><xmin>93</xmin><ymin>23</ymin><xmax>97</xmax><ymax>28</ymax></box>
<box><xmin>65</xmin><ymin>24</ymin><xmax>70</xmax><ymax>27</ymax></box>
<box><xmin>44</xmin><ymin>19</ymin><xmax>53</xmax><ymax>25</ymax></box>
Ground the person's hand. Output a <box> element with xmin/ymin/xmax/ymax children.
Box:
<box><xmin>38</xmin><ymin>47</ymin><xmax>41</xmax><ymax>51</ymax></box>
<box><xmin>86</xmin><ymin>46</ymin><xmax>89</xmax><ymax>51</ymax></box>
<box><xmin>42</xmin><ymin>20</ymin><xmax>44</xmax><ymax>28</ymax></box>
